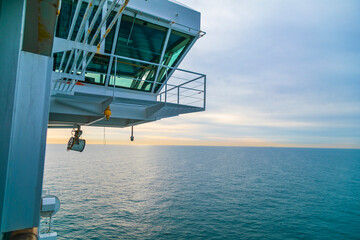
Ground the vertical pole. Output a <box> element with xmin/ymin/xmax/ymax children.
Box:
<box><xmin>59</xmin><ymin>0</ymin><xmax>83</xmax><ymax>71</ymax></box>
<box><xmin>106</xmin><ymin>16</ymin><xmax>122</xmax><ymax>86</ymax></box>
<box><xmin>113</xmin><ymin>57</ymin><xmax>117</xmax><ymax>99</ymax></box>
<box><xmin>82</xmin><ymin>20</ymin><xmax>89</xmax><ymax>79</ymax></box>
<box><xmin>100</xmin><ymin>0</ymin><xmax>107</xmax><ymax>53</ymax></box>
<box><xmin>151</xmin><ymin>28</ymin><xmax>172</xmax><ymax>93</ymax></box>
<box><xmin>155</xmin><ymin>35</ymin><xmax>199</xmax><ymax>94</ymax></box>
<box><xmin>203</xmin><ymin>75</ymin><xmax>206</xmax><ymax>110</ymax></box>
<box><xmin>130</xmin><ymin>126</ymin><xmax>134</xmax><ymax>141</ymax></box>
<box><xmin>177</xmin><ymin>86</ymin><xmax>180</xmax><ymax>104</ymax></box>
<box><xmin>115</xmin><ymin>57</ymin><xmax>117</xmax><ymax>85</ymax></box>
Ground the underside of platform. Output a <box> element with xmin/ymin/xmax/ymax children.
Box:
<box><xmin>49</xmin><ymin>92</ymin><xmax>203</xmax><ymax>128</ymax></box>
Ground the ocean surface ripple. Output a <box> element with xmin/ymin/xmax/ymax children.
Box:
<box><xmin>43</xmin><ymin>145</ymin><xmax>360</xmax><ymax>239</ymax></box>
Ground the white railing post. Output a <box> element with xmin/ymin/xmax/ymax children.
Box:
<box><xmin>177</xmin><ymin>86</ymin><xmax>180</xmax><ymax>104</ymax></box>
<box><xmin>203</xmin><ymin>75</ymin><xmax>206</xmax><ymax>110</ymax></box>
<box><xmin>105</xmin><ymin>16</ymin><xmax>122</xmax><ymax>86</ymax></box>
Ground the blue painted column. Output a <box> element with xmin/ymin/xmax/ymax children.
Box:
<box><xmin>0</xmin><ymin>0</ymin><xmax>58</xmax><ymax>238</ymax></box>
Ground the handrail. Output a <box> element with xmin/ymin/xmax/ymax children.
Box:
<box><xmin>161</xmin><ymin>76</ymin><xmax>203</xmax><ymax>93</ymax></box>
<box><xmin>53</xmin><ymin>47</ymin><xmax>206</xmax><ymax>109</ymax></box>
<box><xmin>157</xmin><ymin>72</ymin><xmax>205</xmax><ymax>108</ymax></box>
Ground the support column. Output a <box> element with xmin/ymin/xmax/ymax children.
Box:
<box><xmin>0</xmin><ymin>0</ymin><xmax>58</xmax><ymax>239</ymax></box>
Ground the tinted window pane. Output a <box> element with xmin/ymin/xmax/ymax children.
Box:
<box><xmin>115</xmin><ymin>15</ymin><xmax>167</xmax><ymax>64</ymax></box>
<box><xmin>56</xmin><ymin>0</ymin><xmax>75</xmax><ymax>39</ymax></box>
<box><xmin>153</xmin><ymin>30</ymin><xmax>193</xmax><ymax>92</ymax></box>
<box><xmin>55</xmin><ymin>8</ymin><xmax>195</xmax><ymax>93</ymax></box>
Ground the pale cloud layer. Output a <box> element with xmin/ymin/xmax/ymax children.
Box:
<box><xmin>48</xmin><ymin>0</ymin><xmax>360</xmax><ymax>148</ymax></box>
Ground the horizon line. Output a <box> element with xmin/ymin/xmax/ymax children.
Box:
<box><xmin>46</xmin><ymin>143</ymin><xmax>360</xmax><ymax>150</ymax></box>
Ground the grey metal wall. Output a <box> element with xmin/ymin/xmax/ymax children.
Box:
<box><xmin>0</xmin><ymin>0</ymin><xmax>58</xmax><ymax>236</ymax></box>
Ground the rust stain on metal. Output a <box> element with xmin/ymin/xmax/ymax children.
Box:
<box><xmin>38</xmin><ymin>21</ymin><xmax>52</xmax><ymax>41</ymax></box>
<box><xmin>38</xmin><ymin>0</ymin><xmax>59</xmax><ymax>55</ymax></box>
<box><xmin>38</xmin><ymin>0</ymin><xmax>57</xmax><ymax>42</ymax></box>
<box><xmin>38</xmin><ymin>0</ymin><xmax>51</xmax><ymax>42</ymax></box>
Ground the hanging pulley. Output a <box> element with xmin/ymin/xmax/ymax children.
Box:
<box><xmin>67</xmin><ymin>125</ymin><xmax>86</xmax><ymax>152</ymax></box>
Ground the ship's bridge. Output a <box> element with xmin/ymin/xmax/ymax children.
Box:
<box><xmin>49</xmin><ymin>0</ymin><xmax>206</xmax><ymax>128</ymax></box>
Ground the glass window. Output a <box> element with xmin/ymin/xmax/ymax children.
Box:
<box><xmin>106</xmin><ymin>14</ymin><xmax>169</xmax><ymax>91</ymax></box>
<box><xmin>56</xmin><ymin>0</ymin><xmax>104</xmax><ymax>43</ymax></box>
<box><xmin>56</xmin><ymin>0</ymin><xmax>89</xmax><ymax>41</ymax></box>
<box><xmin>114</xmin><ymin>15</ymin><xmax>167</xmax><ymax>64</ymax></box>
<box><xmin>82</xmin><ymin>54</ymin><xmax>109</xmax><ymax>86</ymax></box>
<box><xmin>55</xmin><ymin>8</ymin><xmax>195</xmax><ymax>93</ymax></box>
<box><xmin>153</xmin><ymin>30</ymin><xmax>193</xmax><ymax>92</ymax></box>
<box><xmin>103</xmin><ymin>11</ymin><xmax>119</xmax><ymax>52</ymax></box>
<box><xmin>84</xmin><ymin>72</ymin><xmax>106</xmax><ymax>85</ymax></box>
<box><xmin>108</xmin><ymin>58</ymin><xmax>157</xmax><ymax>92</ymax></box>
<box><xmin>53</xmin><ymin>50</ymin><xmax>86</xmax><ymax>72</ymax></box>
<box><xmin>56</xmin><ymin>0</ymin><xmax>75</xmax><ymax>39</ymax></box>
<box><xmin>86</xmin><ymin>54</ymin><xmax>109</xmax><ymax>74</ymax></box>
<box><xmin>164</xmin><ymin>30</ymin><xmax>193</xmax><ymax>68</ymax></box>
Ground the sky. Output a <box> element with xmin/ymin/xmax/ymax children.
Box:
<box><xmin>48</xmin><ymin>0</ymin><xmax>360</xmax><ymax>148</ymax></box>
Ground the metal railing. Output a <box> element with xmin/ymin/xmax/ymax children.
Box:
<box><xmin>53</xmin><ymin>0</ymin><xmax>128</xmax><ymax>92</ymax></box>
<box><xmin>52</xmin><ymin>47</ymin><xmax>206</xmax><ymax>109</ymax></box>
<box><xmin>51</xmin><ymin>0</ymin><xmax>206</xmax><ymax>109</ymax></box>
<box><xmin>158</xmin><ymin>71</ymin><xmax>206</xmax><ymax>109</ymax></box>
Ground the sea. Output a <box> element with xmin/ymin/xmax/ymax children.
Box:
<box><xmin>42</xmin><ymin>145</ymin><xmax>360</xmax><ymax>240</ymax></box>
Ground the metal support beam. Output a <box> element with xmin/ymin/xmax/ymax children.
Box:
<box><xmin>70</xmin><ymin>0</ymin><xmax>96</xmax><ymax>72</ymax></box>
<box><xmin>155</xmin><ymin>35</ymin><xmax>200</xmax><ymax>94</ymax></box>
<box><xmin>0</xmin><ymin>1</ymin><xmax>25</xmax><ymax>236</ymax></box>
<box><xmin>82</xmin><ymin>0</ymin><xmax>129</xmax><ymax>72</ymax></box>
<box><xmin>59</xmin><ymin>0</ymin><xmax>83</xmax><ymax>71</ymax></box>
<box><xmin>89</xmin><ymin>0</ymin><xmax>119</xmax><ymax>45</ymax></box>
<box><xmin>52</xmin><ymin>37</ymin><xmax>97</xmax><ymax>54</ymax></box>
<box><xmin>151</xmin><ymin>27</ymin><xmax>172</xmax><ymax>93</ymax></box>
<box><xmin>100</xmin><ymin>0</ymin><xmax>108</xmax><ymax>53</ymax></box>
<box><xmin>0</xmin><ymin>0</ymin><xmax>57</xmax><ymax>238</ymax></box>
<box><xmin>105</xmin><ymin>16</ymin><xmax>122</xmax><ymax>86</ymax></box>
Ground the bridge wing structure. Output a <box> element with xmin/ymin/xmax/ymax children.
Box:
<box><xmin>49</xmin><ymin>0</ymin><xmax>206</xmax><ymax>128</ymax></box>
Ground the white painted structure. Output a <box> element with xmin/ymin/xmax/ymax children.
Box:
<box><xmin>49</xmin><ymin>0</ymin><xmax>206</xmax><ymax>128</ymax></box>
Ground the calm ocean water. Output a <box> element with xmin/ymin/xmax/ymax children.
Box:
<box><xmin>43</xmin><ymin>145</ymin><xmax>360</xmax><ymax>240</ymax></box>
